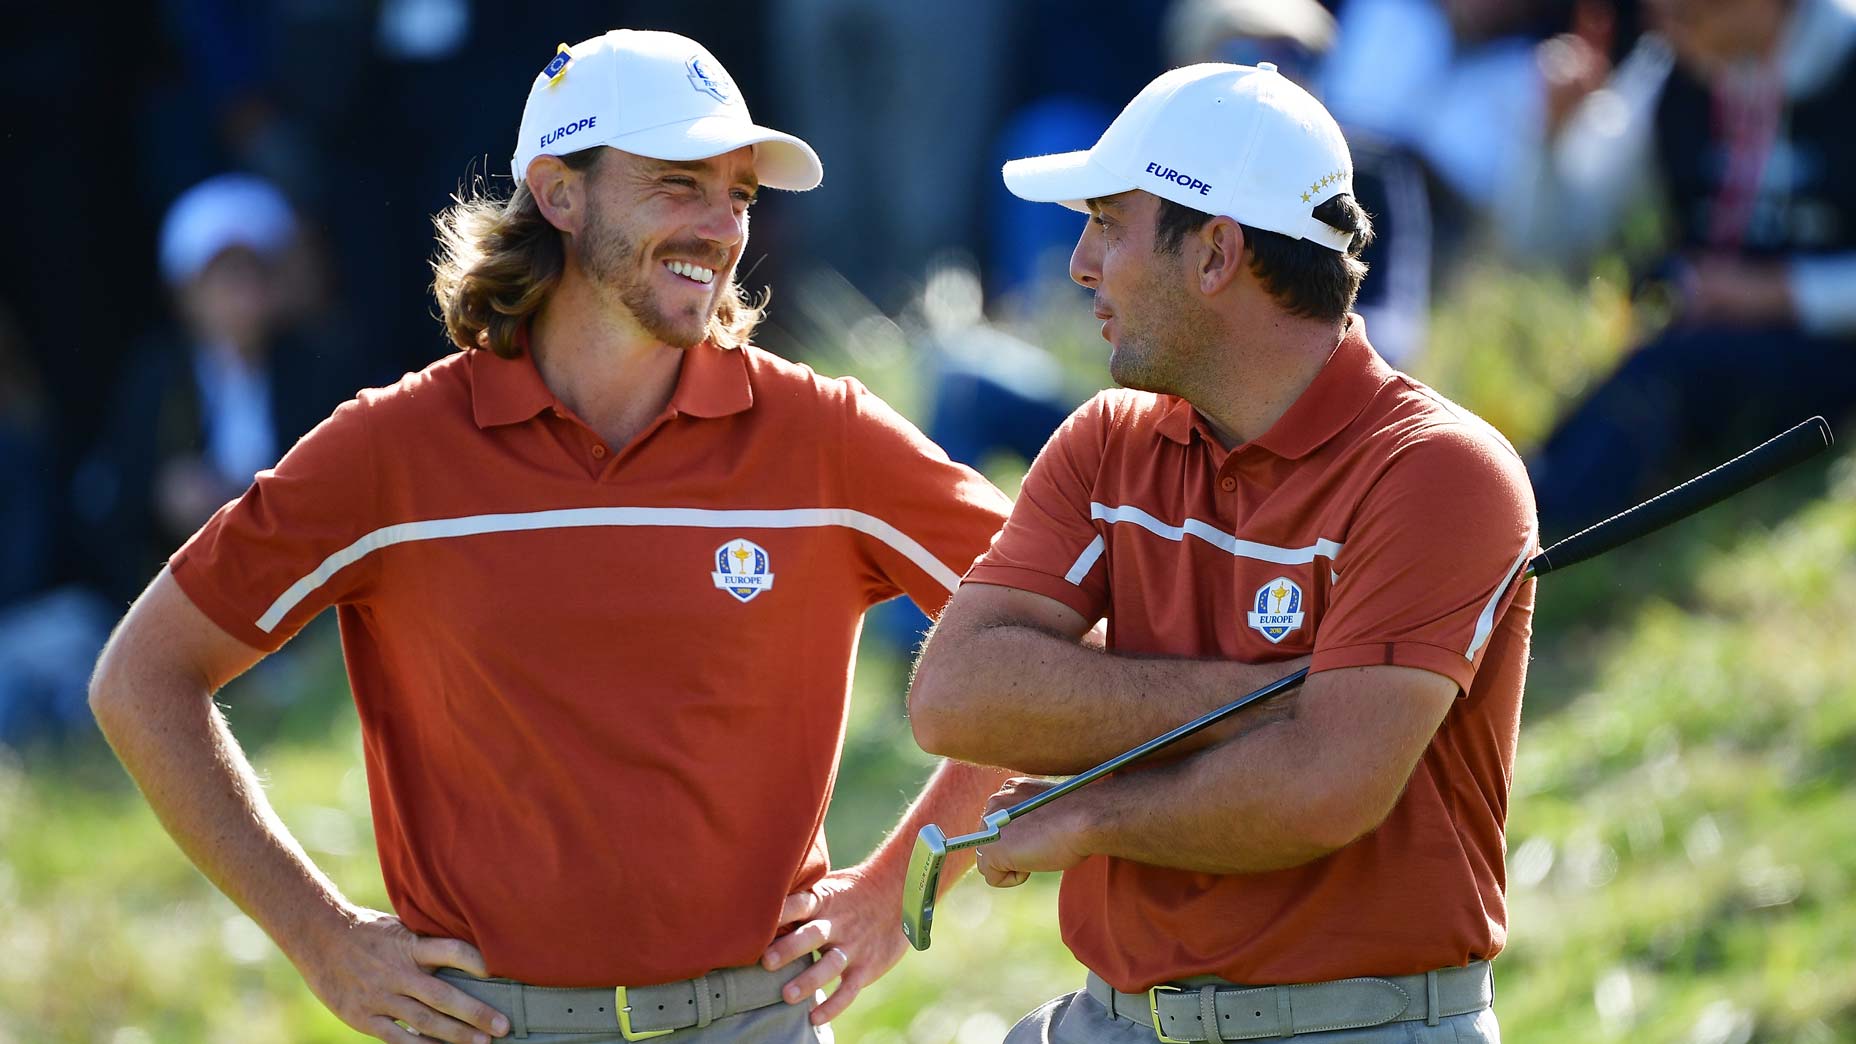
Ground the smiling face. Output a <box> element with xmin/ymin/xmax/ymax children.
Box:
<box><xmin>1070</xmin><ymin>191</ymin><xmax>1225</xmax><ymax>397</ymax></box>
<box><xmin>574</xmin><ymin>145</ymin><xmax>760</xmax><ymax>348</ymax></box>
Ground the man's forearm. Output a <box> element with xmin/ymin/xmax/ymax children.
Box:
<box><xmin>861</xmin><ymin>759</ymin><xmax>1014</xmax><ymax>895</ymax></box>
<box><xmin>1058</xmin><ymin>718</ymin><xmax>1351</xmax><ymax>875</ymax></box>
<box><xmin>91</xmin><ymin>676</ymin><xmax>356</xmax><ymax>957</ymax></box>
<box><xmin>911</xmin><ymin>620</ymin><xmax>1306</xmax><ymax>773</ymax></box>
<box><xmin>1010</xmin><ymin>666</ymin><xmax>1457</xmax><ymax>876</ymax></box>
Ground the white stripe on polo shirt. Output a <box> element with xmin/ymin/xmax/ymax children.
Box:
<box><xmin>1063</xmin><ymin>502</ymin><xmax>1344</xmax><ymax>583</ymax></box>
<box><xmin>1063</xmin><ymin>536</ymin><xmax>1106</xmax><ymax>584</ymax></box>
<box><xmin>255</xmin><ymin>506</ymin><xmax>962</xmax><ymax>633</ymax></box>
<box><xmin>1465</xmin><ymin>534</ymin><xmax>1535</xmax><ymax>659</ymax></box>
<box><xmin>1072</xmin><ymin>500</ymin><xmax>1533</xmax><ymax>663</ymax></box>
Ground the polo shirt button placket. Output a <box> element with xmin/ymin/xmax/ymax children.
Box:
<box><xmin>591</xmin><ymin>444</ymin><xmax>607</xmax><ymax>460</ymax></box>
<box><xmin>1219</xmin><ymin>476</ymin><xmax>1237</xmax><ymax>493</ymax></box>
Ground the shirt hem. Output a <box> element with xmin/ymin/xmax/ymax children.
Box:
<box><xmin>169</xmin><ymin>551</ymin><xmax>290</xmax><ymax>653</ymax></box>
<box><xmin>962</xmin><ymin>565</ymin><xmax>1100</xmax><ymax>621</ymax></box>
<box><xmin>1312</xmin><ymin>641</ymin><xmax>1475</xmax><ymax>694</ymax></box>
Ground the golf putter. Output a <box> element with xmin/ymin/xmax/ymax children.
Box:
<box><xmin>901</xmin><ymin>668</ymin><xmax>1309</xmax><ymax>949</ymax></box>
<box><xmin>903</xmin><ymin>415</ymin><xmax>1834</xmax><ymax>950</ymax></box>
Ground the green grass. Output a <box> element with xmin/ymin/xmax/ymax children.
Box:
<box><xmin>6</xmin><ymin>261</ymin><xmax>1854</xmax><ymax>1041</ymax></box>
<box><xmin>1495</xmin><ymin>475</ymin><xmax>1856</xmax><ymax>1042</ymax></box>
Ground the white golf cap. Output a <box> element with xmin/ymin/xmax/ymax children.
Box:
<box><xmin>1002</xmin><ymin>63</ymin><xmax>1355</xmax><ymax>252</ymax></box>
<box><xmin>512</xmin><ymin>29</ymin><xmax>822</xmax><ymax>191</ymax></box>
<box><xmin>158</xmin><ymin>173</ymin><xmax>298</xmax><ymax>287</ymax></box>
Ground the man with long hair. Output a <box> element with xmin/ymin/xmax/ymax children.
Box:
<box><xmin>910</xmin><ymin>64</ymin><xmax>1535</xmax><ymax>1042</ymax></box>
<box><xmin>90</xmin><ymin>30</ymin><xmax>1011</xmax><ymax>1044</ymax></box>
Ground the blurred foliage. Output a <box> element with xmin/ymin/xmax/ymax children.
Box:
<box><xmin>4</xmin><ymin>259</ymin><xmax>1853</xmax><ymax>1042</ymax></box>
<box><xmin>1422</xmin><ymin>258</ymin><xmax>1638</xmax><ymax>452</ymax></box>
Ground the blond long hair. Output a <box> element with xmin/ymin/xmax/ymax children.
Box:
<box><xmin>431</xmin><ymin>151</ymin><xmax>765</xmax><ymax>358</ymax></box>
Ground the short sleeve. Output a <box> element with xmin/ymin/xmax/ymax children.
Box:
<box><xmin>963</xmin><ymin>394</ymin><xmax>1112</xmax><ymax>622</ymax></box>
<box><xmin>1312</xmin><ymin>424</ymin><xmax>1537</xmax><ymax>692</ymax></box>
<box><xmin>839</xmin><ymin>379</ymin><xmax>1012</xmax><ymax>617</ymax></box>
<box><xmin>169</xmin><ymin>395</ymin><xmax>381</xmax><ymax>652</ymax></box>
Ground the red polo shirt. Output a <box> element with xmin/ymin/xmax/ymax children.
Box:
<box><xmin>170</xmin><ymin>341</ymin><xmax>1010</xmax><ymax>987</ymax></box>
<box><xmin>966</xmin><ymin>319</ymin><xmax>1536</xmax><ymax>990</ymax></box>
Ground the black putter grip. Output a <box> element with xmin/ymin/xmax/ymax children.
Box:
<box><xmin>1528</xmin><ymin>416</ymin><xmax>1833</xmax><ymax>578</ymax></box>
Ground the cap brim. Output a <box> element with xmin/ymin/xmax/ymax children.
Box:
<box><xmin>1001</xmin><ymin>151</ymin><xmax>1132</xmax><ymax>213</ymax></box>
<box><xmin>607</xmin><ymin>116</ymin><xmax>823</xmax><ymax>191</ymax></box>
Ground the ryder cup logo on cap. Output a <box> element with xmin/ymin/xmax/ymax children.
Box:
<box><xmin>512</xmin><ymin>29</ymin><xmax>822</xmax><ymax>192</ymax></box>
<box><xmin>712</xmin><ymin>538</ymin><xmax>775</xmax><ymax>603</ymax></box>
<box><xmin>1001</xmin><ymin>63</ymin><xmax>1356</xmax><ymax>252</ymax></box>
<box><xmin>685</xmin><ymin>55</ymin><xmax>732</xmax><ymax>102</ymax></box>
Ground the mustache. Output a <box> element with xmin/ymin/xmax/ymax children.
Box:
<box><xmin>654</xmin><ymin>241</ymin><xmax>733</xmax><ymax>272</ymax></box>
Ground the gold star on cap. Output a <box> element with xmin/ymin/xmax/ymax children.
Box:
<box><xmin>1300</xmin><ymin>191</ymin><xmax>1311</xmax><ymax>202</ymax></box>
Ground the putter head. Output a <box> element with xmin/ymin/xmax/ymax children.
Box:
<box><xmin>901</xmin><ymin>823</ymin><xmax>948</xmax><ymax>951</ymax></box>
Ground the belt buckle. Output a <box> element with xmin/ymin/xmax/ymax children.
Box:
<box><xmin>1147</xmin><ymin>984</ymin><xmax>1190</xmax><ymax>1044</ymax></box>
<box><xmin>615</xmin><ymin>986</ymin><xmax>674</xmax><ymax>1041</ymax></box>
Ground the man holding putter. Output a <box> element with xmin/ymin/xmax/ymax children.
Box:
<box><xmin>89</xmin><ymin>29</ymin><xmax>1010</xmax><ymax>1044</ymax></box>
<box><xmin>910</xmin><ymin>63</ymin><xmax>1535</xmax><ymax>1042</ymax></box>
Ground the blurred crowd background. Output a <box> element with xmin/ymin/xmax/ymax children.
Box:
<box><xmin>4</xmin><ymin>2</ymin><xmax>1856</xmax><ymax>1041</ymax></box>
<box><xmin>4</xmin><ymin>0</ymin><xmax>1855</xmax><ymax>755</ymax></box>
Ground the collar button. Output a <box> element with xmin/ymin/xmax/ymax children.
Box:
<box><xmin>1219</xmin><ymin>476</ymin><xmax>1237</xmax><ymax>492</ymax></box>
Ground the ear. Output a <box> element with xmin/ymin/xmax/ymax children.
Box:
<box><xmin>1195</xmin><ymin>217</ymin><xmax>1247</xmax><ymax>296</ymax></box>
<box><xmin>525</xmin><ymin>155</ymin><xmax>586</xmax><ymax>235</ymax></box>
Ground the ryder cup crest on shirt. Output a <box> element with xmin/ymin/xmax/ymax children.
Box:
<box><xmin>1001</xmin><ymin>62</ymin><xmax>1356</xmax><ymax>252</ymax></box>
<box><xmin>1247</xmin><ymin>576</ymin><xmax>1307</xmax><ymax>643</ymax></box>
<box><xmin>511</xmin><ymin>29</ymin><xmax>822</xmax><ymax>191</ymax></box>
<box><xmin>712</xmin><ymin>538</ymin><xmax>775</xmax><ymax>603</ymax></box>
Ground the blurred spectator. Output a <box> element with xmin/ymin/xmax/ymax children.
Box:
<box><xmin>1322</xmin><ymin>0</ymin><xmax>1610</xmax><ymax>260</ymax></box>
<box><xmin>921</xmin><ymin>262</ymin><xmax>1079</xmax><ymax>474</ymax></box>
<box><xmin>2</xmin><ymin>10</ymin><xmax>164</xmax><ymax>519</ymax></box>
<box><xmin>985</xmin><ymin>1</ymin><xmax>1168</xmax><ymax>311</ymax></box>
<box><xmin>864</xmin><ymin>259</ymin><xmax>1084</xmax><ymax>657</ymax></box>
<box><xmin>73</xmin><ymin>175</ymin><xmax>370</xmax><ymax>604</ymax></box>
<box><xmin>987</xmin><ymin>96</ymin><xmax>1120</xmax><ymax>312</ymax></box>
<box><xmin>0</xmin><ymin>306</ymin><xmax>112</xmax><ymax>747</ymax></box>
<box><xmin>139</xmin><ymin>2</ymin><xmax>327</xmax><ymax>220</ymax></box>
<box><xmin>769</xmin><ymin>0</ymin><xmax>1016</xmax><ymax>312</ymax></box>
<box><xmin>1168</xmin><ymin>0</ymin><xmax>1435</xmax><ymax>366</ymax></box>
<box><xmin>1514</xmin><ymin>0</ymin><xmax>1856</xmax><ymax>538</ymax></box>
<box><xmin>0</xmin><ymin>307</ymin><xmax>54</xmax><ymax>607</ymax></box>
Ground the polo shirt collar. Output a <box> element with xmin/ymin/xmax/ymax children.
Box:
<box><xmin>470</xmin><ymin>346</ymin><xmax>555</xmax><ymax>429</ymax></box>
<box><xmin>1156</xmin><ymin>395</ymin><xmax>1200</xmax><ymax>445</ymax></box>
<box><xmin>1155</xmin><ymin>315</ymin><xmax>1392</xmax><ymax>459</ymax></box>
<box><xmin>670</xmin><ymin>339</ymin><xmax>754</xmax><ymax>419</ymax></box>
<box><xmin>1252</xmin><ymin>317</ymin><xmax>1391</xmax><ymax>460</ymax></box>
<box><xmin>470</xmin><ymin>333</ymin><xmax>754</xmax><ymax>430</ymax></box>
